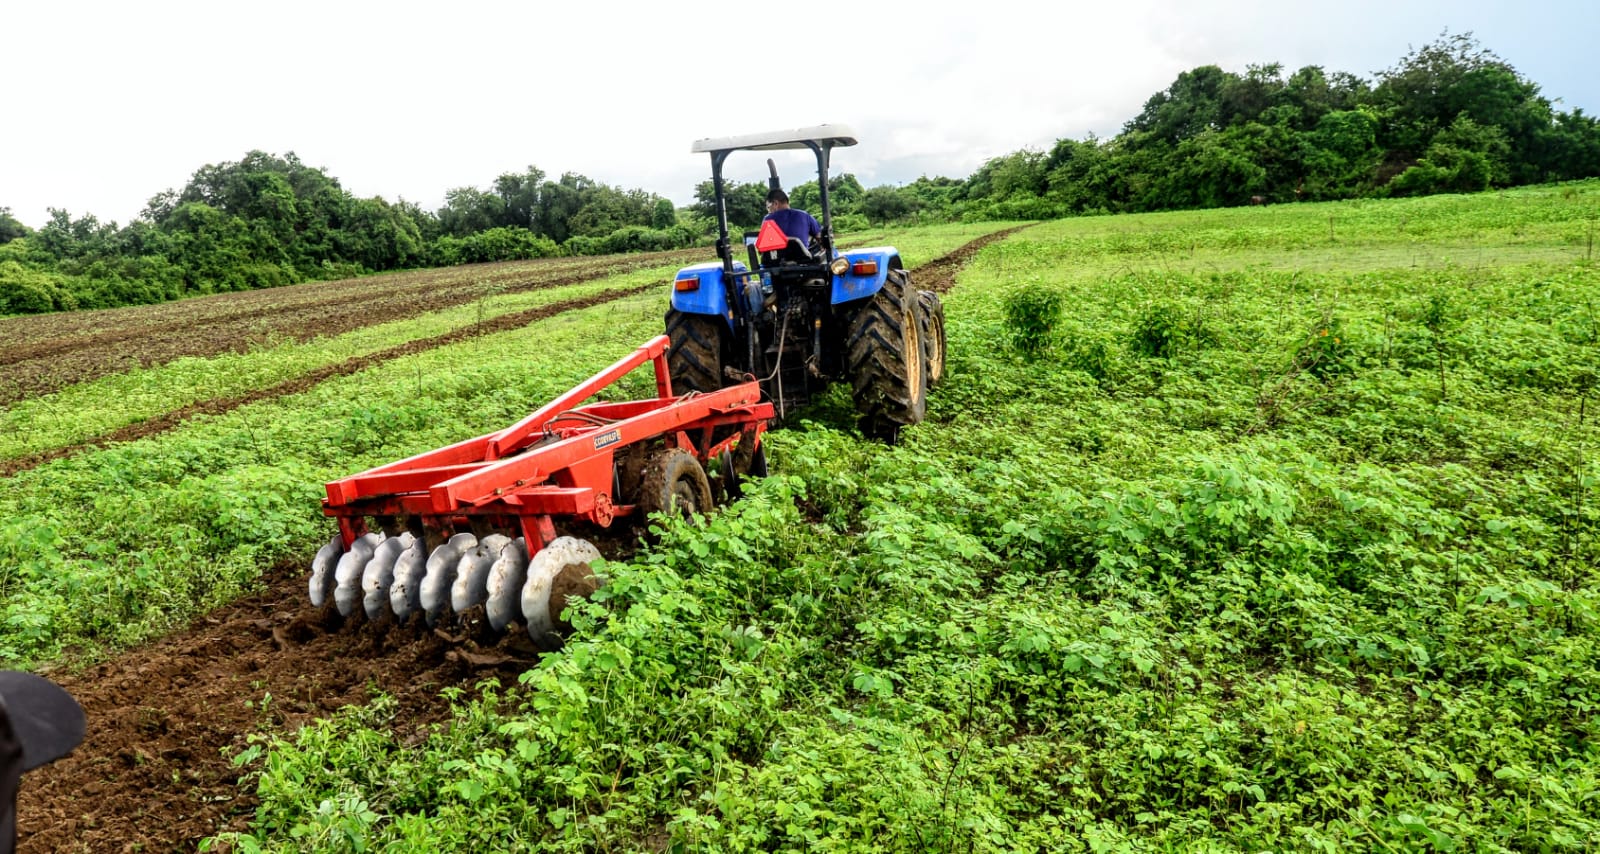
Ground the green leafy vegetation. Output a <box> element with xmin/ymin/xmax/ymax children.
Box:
<box><xmin>163</xmin><ymin>183</ymin><xmax>1600</xmax><ymax>850</ymax></box>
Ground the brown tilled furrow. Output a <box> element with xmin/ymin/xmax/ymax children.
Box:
<box><xmin>909</xmin><ymin>225</ymin><xmax>1032</xmax><ymax>294</ymax></box>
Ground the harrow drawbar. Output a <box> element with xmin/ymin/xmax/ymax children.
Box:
<box><xmin>309</xmin><ymin>335</ymin><xmax>771</xmax><ymax>648</ymax></box>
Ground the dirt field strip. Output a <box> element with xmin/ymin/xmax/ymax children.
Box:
<box><xmin>913</xmin><ymin>224</ymin><xmax>1031</xmax><ymax>293</ymax></box>
<box><xmin>13</xmin><ymin>228</ymin><xmax>1024</xmax><ymax>852</ymax></box>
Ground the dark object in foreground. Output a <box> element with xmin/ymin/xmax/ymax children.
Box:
<box><xmin>0</xmin><ymin>671</ymin><xmax>85</xmax><ymax>852</ymax></box>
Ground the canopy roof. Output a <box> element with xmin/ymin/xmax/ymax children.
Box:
<box><xmin>691</xmin><ymin>124</ymin><xmax>858</xmax><ymax>154</ymax></box>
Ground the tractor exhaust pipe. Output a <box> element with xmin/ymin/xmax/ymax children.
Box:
<box><xmin>767</xmin><ymin>159</ymin><xmax>782</xmax><ymax>194</ymax></box>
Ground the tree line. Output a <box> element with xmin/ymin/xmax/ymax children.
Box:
<box><xmin>853</xmin><ymin>32</ymin><xmax>1600</xmax><ymax>222</ymax></box>
<box><xmin>4</xmin><ymin>33</ymin><xmax>1595</xmax><ymax>315</ymax></box>
<box><xmin>0</xmin><ymin>154</ymin><xmax>698</xmax><ymax>314</ymax></box>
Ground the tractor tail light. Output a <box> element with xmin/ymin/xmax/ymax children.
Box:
<box><xmin>851</xmin><ymin>260</ymin><xmax>879</xmax><ymax>276</ymax></box>
<box><xmin>674</xmin><ymin>276</ymin><xmax>700</xmax><ymax>292</ymax></box>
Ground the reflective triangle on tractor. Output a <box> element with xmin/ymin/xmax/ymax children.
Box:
<box><xmin>755</xmin><ymin>219</ymin><xmax>788</xmax><ymax>252</ymax></box>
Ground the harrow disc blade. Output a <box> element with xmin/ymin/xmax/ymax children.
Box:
<box><xmin>334</xmin><ymin>533</ymin><xmax>383</xmax><ymax>617</ymax></box>
<box><xmin>363</xmin><ymin>532</ymin><xmax>415</xmax><ymax>620</ymax></box>
<box><xmin>308</xmin><ymin>535</ymin><xmax>344</xmax><ymax>609</ymax></box>
<box><xmin>389</xmin><ymin>538</ymin><xmax>428</xmax><ymax>623</ymax></box>
<box><xmin>452</xmin><ymin>534</ymin><xmax>513</xmax><ymax>615</ymax></box>
<box><xmin>521</xmin><ymin>537</ymin><xmax>603</xmax><ymax>651</ymax></box>
<box><xmin>485</xmin><ymin>538</ymin><xmax>529</xmax><ymax>632</ymax></box>
<box><xmin>420</xmin><ymin>532</ymin><xmax>478</xmax><ymax>626</ymax></box>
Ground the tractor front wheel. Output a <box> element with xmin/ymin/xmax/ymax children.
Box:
<box><xmin>918</xmin><ymin>290</ymin><xmax>947</xmax><ymax>386</ymax></box>
<box><xmin>846</xmin><ymin>268</ymin><xmax>928</xmax><ymax>440</ymax></box>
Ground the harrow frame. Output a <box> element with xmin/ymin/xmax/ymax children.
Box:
<box><xmin>322</xmin><ymin>335</ymin><xmax>773</xmax><ymax>551</ymax></box>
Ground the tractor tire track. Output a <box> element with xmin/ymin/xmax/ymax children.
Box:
<box><xmin>908</xmin><ymin>224</ymin><xmax>1033</xmax><ymax>294</ymax></box>
<box><xmin>14</xmin><ymin>227</ymin><xmax>1025</xmax><ymax>851</ymax></box>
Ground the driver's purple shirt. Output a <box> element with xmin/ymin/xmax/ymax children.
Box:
<box><xmin>763</xmin><ymin>208</ymin><xmax>821</xmax><ymax>243</ymax></box>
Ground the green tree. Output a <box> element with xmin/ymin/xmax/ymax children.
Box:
<box><xmin>1539</xmin><ymin>108</ymin><xmax>1600</xmax><ymax>180</ymax></box>
<box><xmin>859</xmin><ymin>186</ymin><xmax>921</xmax><ymax>224</ymax></box>
<box><xmin>338</xmin><ymin>197</ymin><xmax>424</xmax><ymax>270</ymax></box>
<box><xmin>651</xmin><ymin>198</ymin><xmax>677</xmax><ymax>230</ymax></box>
<box><xmin>0</xmin><ymin>207</ymin><xmax>29</xmax><ymax>245</ymax></box>
<box><xmin>492</xmin><ymin>166</ymin><xmax>547</xmax><ymax>230</ymax></box>
<box><xmin>1125</xmin><ymin>65</ymin><xmax>1233</xmax><ymax>145</ymax></box>
<box><xmin>438</xmin><ymin>187</ymin><xmax>505</xmax><ymax>238</ymax></box>
<box><xmin>692</xmin><ymin>180</ymin><xmax>766</xmax><ymax>231</ymax></box>
<box><xmin>1372</xmin><ymin>31</ymin><xmax>1548</xmax><ymax>165</ymax></box>
<box><xmin>1218</xmin><ymin>63</ymin><xmax>1286</xmax><ymax>126</ymax></box>
<box><xmin>33</xmin><ymin>209</ymin><xmax>117</xmax><ymax>261</ymax></box>
<box><xmin>1302</xmin><ymin>109</ymin><xmax>1383</xmax><ymax>197</ymax></box>
<box><xmin>1389</xmin><ymin>114</ymin><xmax>1512</xmax><ymax>195</ymax></box>
<box><xmin>790</xmin><ymin>173</ymin><xmax>865</xmax><ymax>215</ymax></box>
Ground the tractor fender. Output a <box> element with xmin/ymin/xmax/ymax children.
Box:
<box><xmin>670</xmin><ymin>261</ymin><xmax>746</xmax><ymax>324</ymax></box>
<box><xmin>831</xmin><ymin>246</ymin><xmax>902</xmax><ymax>305</ymax></box>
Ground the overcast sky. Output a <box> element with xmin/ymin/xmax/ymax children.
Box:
<box><xmin>3</xmin><ymin>0</ymin><xmax>1595</xmax><ymax>229</ymax></box>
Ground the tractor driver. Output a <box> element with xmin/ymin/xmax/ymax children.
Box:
<box><xmin>764</xmin><ymin>189</ymin><xmax>821</xmax><ymax>249</ymax></box>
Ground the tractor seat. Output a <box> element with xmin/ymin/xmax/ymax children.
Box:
<box><xmin>761</xmin><ymin>237</ymin><xmax>814</xmax><ymax>267</ymax></box>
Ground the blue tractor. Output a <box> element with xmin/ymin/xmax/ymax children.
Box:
<box><xmin>664</xmin><ymin>124</ymin><xmax>946</xmax><ymax>440</ymax></box>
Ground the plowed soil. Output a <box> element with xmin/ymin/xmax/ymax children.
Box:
<box><xmin>13</xmin><ymin>228</ymin><xmax>1026</xmax><ymax>852</ymax></box>
<box><xmin>17</xmin><ymin>561</ymin><xmax>543</xmax><ymax>853</ymax></box>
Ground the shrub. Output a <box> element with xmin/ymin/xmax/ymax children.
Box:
<box><xmin>1003</xmin><ymin>285</ymin><xmax>1065</xmax><ymax>359</ymax></box>
<box><xmin>1128</xmin><ymin>301</ymin><xmax>1218</xmax><ymax>360</ymax></box>
<box><xmin>563</xmin><ymin>225</ymin><xmax>699</xmax><ymax>256</ymax></box>
<box><xmin>1293</xmin><ymin>315</ymin><xmax>1355</xmax><ymax>379</ymax></box>
<box><xmin>426</xmin><ymin>228</ymin><xmax>560</xmax><ymax>265</ymax></box>
<box><xmin>0</xmin><ymin>260</ymin><xmax>77</xmax><ymax>314</ymax></box>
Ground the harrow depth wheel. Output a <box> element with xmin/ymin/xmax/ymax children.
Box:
<box><xmin>640</xmin><ymin>448</ymin><xmax>714</xmax><ymax>521</ymax></box>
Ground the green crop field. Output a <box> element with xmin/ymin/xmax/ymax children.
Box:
<box><xmin>8</xmin><ymin>188</ymin><xmax>1600</xmax><ymax>850</ymax></box>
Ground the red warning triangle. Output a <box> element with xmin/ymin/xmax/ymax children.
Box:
<box><xmin>755</xmin><ymin>219</ymin><xmax>788</xmax><ymax>252</ymax></box>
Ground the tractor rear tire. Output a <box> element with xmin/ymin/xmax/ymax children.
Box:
<box><xmin>918</xmin><ymin>290</ymin><xmax>947</xmax><ymax>386</ymax></box>
<box><xmin>665</xmin><ymin>309</ymin><xmax>725</xmax><ymax>395</ymax></box>
<box><xmin>640</xmin><ymin>448</ymin><xmax>714</xmax><ymax>521</ymax></box>
<box><xmin>846</xmin><ymin>268</ymin><xmax>928</xmax><ymax>440</ymax></box>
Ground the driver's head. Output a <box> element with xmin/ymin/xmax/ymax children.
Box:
<box><xmin>0</xmin><ymin>672</ymin><xmax>85</xmax><ymax>850</ymax></box>
<box><xmin>766</xmin><ymin>188</ymin><xmax>789</xmax><ymax>210</ymax></box>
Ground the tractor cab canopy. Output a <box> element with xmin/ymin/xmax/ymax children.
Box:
<box><xmin>690</xmin><ymin>124</ymin><xmax>858</xmax><ymax>154</ymax></box>
<box><xmin>693</xmin><ymin>124</ymin><xmax>858</xmax><ymax>273</ymax></box>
